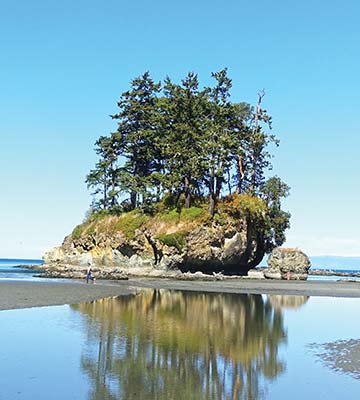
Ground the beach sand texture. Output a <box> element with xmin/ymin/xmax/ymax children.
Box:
<box><xmin>1</xmin><ymin>278</ymin><xmax>360</xmax><ymax>311</ymax></box>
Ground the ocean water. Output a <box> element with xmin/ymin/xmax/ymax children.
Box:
<box><xmin>0</xmin><ymin>291</ymin><xmax>359</xmax><ymax>399</ymax></box>
<box><xmin>308</xmin><ymin>270</ymin><xmax>360</xmax><ymax>281</ymax></box>
<box><xmin>310</xmin><ymin>256</ymin><xmax>360</xmax><ymax>270</ymax></box>
<box><xmin>0</xmin><ymin>258</ymin><xmax>43</xmax><ymax>280</ymax></box>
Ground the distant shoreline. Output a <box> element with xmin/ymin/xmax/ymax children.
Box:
<box><xmin>309</xmin><ymin>269</ymin><xmax>360</xmax><ymax>278</ymax></box>
<box><xmin>1</xmin><ymin>278</ymin><xmax>360</xmax><ymax>311</ymax></box>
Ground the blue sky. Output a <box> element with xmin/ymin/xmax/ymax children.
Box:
<box><xmin>1</xmin><ymin>0</ymin><xmax>359</xmax><ymax>258</ymax></box>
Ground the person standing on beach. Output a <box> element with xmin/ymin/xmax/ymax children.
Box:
<box><xmin>86</xmin><ymin>262</ymin><xmax>95</xmax><ymax>284</ymax></box>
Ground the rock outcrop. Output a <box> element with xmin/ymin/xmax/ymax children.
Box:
<box><xmin>42</xmin><ymin>212</ymin><xmax>266</xmax><ymax>278</ymax></box>
<box><xmin>263</xmin><ymin>247</ymin><xmax>311</xmax><ymax>280</ymax></box>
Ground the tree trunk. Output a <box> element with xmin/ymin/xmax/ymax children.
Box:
<box><xmin>111</xmin><ymin>163</ymin><xmax>116</xmax><ymax>207</ymax></box>
<box><xmin>250</xmin><ymin>153</ymin><xmax>257</xmax><ymax>194</ymax></box>
<box><xmin>237</xmin><ymin>155</ymin><xmax>245</xmax><ymax>194</ymax></box>
<box><xmin>215</xmin><ymin>175</ymin><xmax>222</xmax><ymax>199</ymax></box>
<box><xmin>209</xmin><ymin>194</ymin><xmax>216</xmax><ymax>218</ymax></box>
<box><xmin>249</xmin><ymin>91</ymin><xmax>264</xmax><ymax>195</ymax></box>
<box><xmin>209</xmin><ymin>165</ymin><xmax>216</xmax><ymax>217</ymax></box>
<box><xmin>227</xmin><ymin>167</ymin><xmax>232</xmax><ymax>195</ymax></box>
<box><xmin>130</xmin><ymin>191</ymin><xmax>137</xmax><ymax>209</ymax></box>
<box><xmin>103</xmin><ymin>182</ymin><xmax>108</xmax><ymax>210</ymax></box>
<box><xmin>184</xmin><ymin>175</ymin><xmax>191</xmax><ymax>208</ymax></box>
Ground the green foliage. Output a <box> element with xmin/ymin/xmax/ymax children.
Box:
<box><xmin>261</xmin><ymin>176</ymin><xmax>291</xmax><ymax>250</ymax></box>
<box><xmin>157</xmin><ymin>231</ymin><xmax>187</xmax><ymax>251</ymax></box>
<box><xmin>72</xmin><ymin>209</ymin><xmax>110</xmax><ymax>239</ymax></box>
<box><xmin>71</xmin><ymin>209</ymin><xmax>149</xmax><ymax>241</ymax></box>
<box><xmin>71</xmin><ymin>189</ymin><xmax>289</xmax><ymax>255</ymax></box>
<box><xmin>212</xmin><ymin>212</ymin><xmax>227</xmax><ymax>225</ymax></box>
<box><xmin>221</xmin><ymin>191</ymin><xmax>290</xmax><ymax>252</ymax></box>
<box><xmin>179</xmin><ymin>206</ymin><xmax>209</xmax><ymax>224</ymax></box>
<box><xmin>86</xmin><ymin>134</ymin><xmax>122</xmax><ymax>211</ymax></box>
<box><xmin>114</xmin><ymin>211</ymin><xmax>150</xmax><ymax>240</ymax></box>
<box><xmin>222</xmin><ymin>194</ymin><xmax>267</xmax><ymax>222</ymax></box>
<box><xmin>72</xmin><ymin>224</ymin><xmax>85</xmax><ymax>240</ymax></box>
<box><xmin>88</xmin><ymin>70</ymin><xmax>279</xmax><ymax>214</ymax></box>
<box><xmin>157</xmin><ymin>209</ymin><xmax>181</xmax><ymax>224</ymax></box>
<box><xmin>87</xmin><ymin>209</ymin><xmax>110</xmax><ymax>223</ymax></box>
<box><xmin>156</xmin><ymin>193</ymin><xmax>179</xmax><ymax>211</ymax></box>
<box><xmin>155</xmin><ymin>204</ymin><xmax>209</xmax><ymax>226</ymax></box>
<box><xmin>85</xmin><ymin>69</ymin><xmax>290</xmax><ymax>248</ymax></box>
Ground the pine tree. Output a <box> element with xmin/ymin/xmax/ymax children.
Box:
<box><xmin>162</xmin><ymin>72</ymin><xmax>207</xmax><ymax>207</ymax></box>
<box><xmin>86</xmin><ymin>67</ymin><xmax>290</xmax><ymax>256</ymax></box>
<box><xmin>261</xmin><ymin>176</ymin><xmax>291</xmax><ymax>250</ymax></box>
<box><xmin>201</xmin><ymin>68</ymin><xmax>234</xmax><ymax>216</ymax></box>
<box><xmin>111</xmin><ymin>72</ymin><xmax>161</xmax><ymax>208</ymax></box>
<box><xmin>247</xmin><ymin>91</ymin><xmax>278</xmax><ymax>196</ymax></box>
<box><xmin>86</xmin><ymin>134</ymin><xmax>120</xmax><ymax>210</ymax></box>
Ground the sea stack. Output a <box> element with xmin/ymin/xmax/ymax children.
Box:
<box><xmin>264</xmin><ymin>247</ymin><xmax>311</xmax><ymax>280</ymax></box>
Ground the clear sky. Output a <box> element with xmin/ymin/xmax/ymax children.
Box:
<box><xmin>1</xmin><ymin>0</ymin><xmax>359</xmax><ymax>259</ymax></box>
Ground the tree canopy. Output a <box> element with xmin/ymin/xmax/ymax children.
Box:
<box><xmin>86</xmin><ymin>69</ymin><xmax>290</xmax><ymax>250</ymax></box>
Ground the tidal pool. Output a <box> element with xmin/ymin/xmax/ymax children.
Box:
<box><xmin>0</xmin><ymin>290</ymin><xmax>359</xmax><ymax>399</ymax></box>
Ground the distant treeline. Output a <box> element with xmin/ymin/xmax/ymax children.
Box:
<box><xmin>86</xmin><ymin>69</ymin><xmax>289</xmax><ymax>225</ymax></box>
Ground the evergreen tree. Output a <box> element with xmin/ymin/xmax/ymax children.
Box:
<box><xmin>162</xmin><ymin>72</ymin><xmax>206</xmax><ymax>207</ymax></box>
<box><xmin>111</xmin><ymin>72</ymin><xmax>161</xmax><ymax>208</ymax></box>
<box><xmin>225</xmin><ymin>101</ymin><xmax>252</xmax><ymax>194</ymax></box>
<box><xmin>247</xmin><ymin>91</ymin><xmax>278</xmax><ymax>196</ymax></box>
<box><xmin>261</xmin><ymin>176</ymin><xmax>291</xmax><ymax>250</ymax></box>
<box><xmin>86</xmin><ymin>134</ymin><xmax>120</xmax><ymax>210</ymax></box>
<box><xmin>202</xmin><ymin>68</ymin><xmax>234</xmax><ymax>216</ymax></box>
<box><xmin>86</xmin><ymin>68</ymin><xmax>290</xmax><ymax>254</ymax></box>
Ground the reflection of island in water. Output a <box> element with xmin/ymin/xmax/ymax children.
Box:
<box><xmin>71</xmin><ymin>291</ymin><xmax>308</xmax><ymax>400</ymax></box>
<box><xmin>267</xmin><ymin>295</ymin><xmax>309</xmax><ymax>311</ymax></box>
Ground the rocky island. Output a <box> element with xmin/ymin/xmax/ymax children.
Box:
<box><xmin>43</xmin><ymin>195</ymin><xmax>284</xmax><ymax>279</ymax></box>
<box><xmin>43</xmin><ymin>70</ymin><xmax>294</xmax><ymax>280</ymax></box>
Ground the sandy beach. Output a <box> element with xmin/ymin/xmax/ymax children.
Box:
<box><xmin>1</xmin><ymin>277</ymin><xmax>360</xmax><ymax>311</ymax></box>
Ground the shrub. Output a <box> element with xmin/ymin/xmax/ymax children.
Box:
<box><xmin>222</xmin><ymin>194</ymin><xmax>267</xmax><ymax>222</ymax></box>
<box><xmin>157</xmin><ymin>231</ymin><xmax>188</xmax><ymax>251</ymax></box>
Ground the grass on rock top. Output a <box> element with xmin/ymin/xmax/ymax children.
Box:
<box><xmin>72</xmin><ymin>210</ymin><xmax>150</xmax><ymax>240</ymax></box>
<box><xmin>70</xmin><ymin>195</ymin><xmax>267</xmax><ymax>248</ymax></box>
<box><xmin>71</xmin><ymin>204</ymin><xmax>210</xmax><ymax>243</ymax></box>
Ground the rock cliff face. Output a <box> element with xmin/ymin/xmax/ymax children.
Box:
<box><xmin>43</xmin><ymin>212</ymin><xmax>266</xmax><ymax>278</ymax></box>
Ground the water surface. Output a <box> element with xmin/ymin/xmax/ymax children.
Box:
<box><xmin>0</xmin><ymin>258</ymin><xmax>43</xmax><ymax>280</ymax></box>
<box><xmin>0</xmin><ymin>290</ymin><xmax>359</xmax><ymax>399</ymax></box>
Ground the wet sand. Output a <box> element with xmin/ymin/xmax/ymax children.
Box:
<box><xmin>308</xmin><ymin>338</ymin><xmax>360</xmax><ymax>380</ymax></box>
<box><xmin>1</xmin><ymin>277</ymin><xmax>360</xmax><ymax>311</ymax></box>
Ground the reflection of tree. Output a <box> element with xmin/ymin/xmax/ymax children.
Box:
<box><xmin>72</xmin><ymin>290</ymin><xmax>288</xmax><ymax>400</ymax></box>
<box><xmin>267</xmin><ymin>295</ymin><xmax>309</xmax><ymax>311</ymax></box>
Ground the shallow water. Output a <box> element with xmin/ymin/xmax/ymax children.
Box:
<box><xmin>0</xmin><ymin>290</ymin><xmax>359</xmax><ymax>399</ymax></box>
